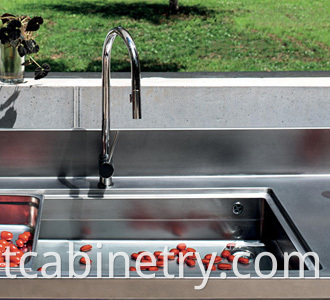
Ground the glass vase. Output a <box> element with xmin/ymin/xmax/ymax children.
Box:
<box><xmin>0</xmin><ymin>43</ymin><xmax>25</xmax><ymax>84</ymax></box>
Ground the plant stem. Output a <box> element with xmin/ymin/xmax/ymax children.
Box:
<box><xmin>29</xmin><ymin>55</ymin><xmax>41</xmax><ymax>68</ymax></box>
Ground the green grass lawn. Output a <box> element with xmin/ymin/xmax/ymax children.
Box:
<box><xmin>1</xmin><ymin>0</ymin><xmax>329</xmax><ymax>72</ymax></box>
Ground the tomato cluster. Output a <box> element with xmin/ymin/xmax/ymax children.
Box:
<box><xmin>0</xmin><ymin>230</ymin><xmax>32</xmax><ymax>268</ymax></box>
<box><xmin>129</xmin><ymin>242</ymin><xmax>251</xmax><ymax>272</ymax></box>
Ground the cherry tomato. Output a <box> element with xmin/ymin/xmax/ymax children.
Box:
<box><xmin>204</xmin><ymin>254</ymin><xmax>214</xmax><ymax>260</ymax></box>
<box><xmin>9</xmin><ymin>244</ymin><xmax>18</xmax><ymax>252</ymax></box>
<box><xmin>221</xmin><ymin>250</ymin><xmax>231</xmax><ymax>258</ymax></box>
<box><xmin>16</xmin><ymin>239</ymin><xmax>24</xmax><ymax>248</ymax></box>
<box><xmin>10</xmin><ymin>263</ymin><xmax>18</xmax><ymax>267</ymax></box>
<box><xmin>154</xmin><ymin>251</ymin><xmax>162</xmax><ymax>257</ymax></box>
<box><xmin>10</xmin><ymin>256</ymin><xmax>21</xmax><ymax>265</ymax></box>
<box><xmin>169</xmin><ymin>249</ymin><xmax>179</xmax><ymax>256</ymax></box>
<box><xmin>143</xmin><ymin>255</ymin><xmax>152</xmax><ymax>261</ymax></box>
<box><xmin>214</xmin><ymin>256</ymin><xmax>222</xmax><ymax>263</ymax></box>
<box><xmin>15</xmin><ymin>250</ymin><xmax>24</xmax><ymax>258</ymax></box>
<box><xmin>0</xmin><ymin>240</ymin><xmax>9</xmax><ymax>247</ymax></box>
<box><xmin>186</xmin><ymin>259</ymin><xmax>196</xmax><ymax>267</ymax></box>
<box><xmin>129</xmin><ymin>266</ymin><xmax>136</xmax><ymax>271</ymax></box>
<box><xmin>0</xmin><ymin>263</ymin><xmax>6</xmax><ymax>267</ymax></box>
<box><xmin>1</xmin><ymin>231</ymin><xmax>13</xmax><ymax>241</ymax></box>
<box><xmin>187</xmin><ymin>254</ymin><xmax>197</xmax><ymax>260</ymax></box>
<box><xmin>177</xmin><ymin>243</ymin><xmax>186</xmax><ymax>251</ymax></box>
<box><xmin>80</xmin><ymin>244</ymin><xmax>92</xmax><ymax>252</ymax></box>
<box><xmin>238</xmin><ymin>257</ymin><xmax>250</xmax><ymax>264</ymax></box>
<box><xmin>228</xmin><ymin>255</ymin><xmax>235</xmax><ymax>262</ymax></box>
<box><xmin>148</xmin><ymin>266</ymin><xmax>159</xmax><ymax>271</ymax></box>
<box><xmin>79</xmin><ymin>257</ymin><xmax>92</xmax><ymax>265</ymax></box>
<box><xmin>186</xmin><ymin>247</ymin><xmax>196</xmax><ymax>253</ymax></box>
<box><xmin>18</xmin><ymin>233</ymin><xmax>29</xmax><ymax>243</ymax></box>
<box><xmin>156</xmin><ymin>261</ymin><xmax>164</xmax><ymax>267</ymax></box>
<box><xmin>218</xmin><ymin>263</ymin><xmax>232</xmax><ymax>270</ymax></box>
<box><xmin>176</xmin><ymin>257</ymin><xmax>186</xmax><ymax>264</ymax></box>
<box><xmin>130</xmin><ymin>253</ymin><xmax>139</xmax><ymax>260</ymax></box>
<box><xmin>23</xmin><ymin>231</ymin><xmax>32</xmax><ymax>240</ymax></box>
<box><xmin>202</xmin><ymin>259</ymin><xmax>210</xmax><ymax>265</ymax></box>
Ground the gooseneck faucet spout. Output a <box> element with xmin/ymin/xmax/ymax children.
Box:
<box><xmin>99</xmin><ymin>27</ymin><xmax>141</xmax><ymax>188</ymax></box>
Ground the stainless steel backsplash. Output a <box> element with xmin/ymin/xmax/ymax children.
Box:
<box><xmin>1</xmin><ymin>129</ymin><xmax>330</xmax><ymax>177</ymax></box>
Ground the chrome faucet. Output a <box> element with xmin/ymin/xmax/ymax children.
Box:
<box><xmin>98</xmin><ymin>27</ymin><xmax>141</xmax><ymax>188</ymax></box>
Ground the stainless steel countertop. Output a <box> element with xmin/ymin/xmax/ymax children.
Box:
<box><xmin>0</xmin><ymin>175</ymin><xmax>330</xmax><ymax>299</ymax></box>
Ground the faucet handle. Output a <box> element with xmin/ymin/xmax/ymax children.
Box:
<box><xmin>99</xmin><ymin>155</ymin><xmax>114</xmax><ymax>178</ymax></box>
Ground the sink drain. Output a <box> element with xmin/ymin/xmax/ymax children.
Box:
<box><xmin>232</xmin><ymin>202</ymin><xmax>244</xmax><ymax>215</ymax></box>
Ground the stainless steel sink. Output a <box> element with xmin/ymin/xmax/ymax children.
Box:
<box><xmin>36</xmin><ymin>188</ymin><xmax>316</xmax><ymax>275</ymax></box>
<box><xmin>0</xmin><ymin>195</ymin><xmax>43</xmax><ymax>270</ymax></box>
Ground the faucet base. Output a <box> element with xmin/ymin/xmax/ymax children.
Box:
<box><xmin>98</xmin><ymin>177</ymin><xmax>113</xmax><ymax>189</ymax></box>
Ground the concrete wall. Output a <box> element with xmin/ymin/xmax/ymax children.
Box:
<box><xmin>0</xmin><ymin>76</ymin><xmax>329</xmax><ymax>129</ymax></box>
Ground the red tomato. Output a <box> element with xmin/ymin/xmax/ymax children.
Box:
<box><xmin>186</xmin><ymin>247</ymin><xmax>196</xmax><ymax>253</ymax></box>
<box><xmin>0</xmin><ymin>240</ymin><xmax>9</xmax><ymax>247</ymax></box>
<box><xmin>154</xmin><ymin>251</ymin><xmax>162</xmax><ymax>257</ymax></box>
<box><xmin>218</xmin><ymin>263</ymin><xmax>232</xmax><ymax>270</ymax></box>
<box><xmin>15</xmin><ymin>250</ymin><xmax>24</xmax><ymax>258</ymax></box>
<box><xmin>238</xmin><ymin>257</ymin><xmax>250</xmax><ymax>264</ymax></box>
<box><xmin>176</xmin><ymin>257</ymin><xmax>187</xmax><ymax>264</ymax></box>
<box><xmin>9</xmin><ymin>244</ymin><xmax>18</xmax><ymax>252</ymax></box>
<box><xmin>169</xmin><ymin>248</ymin><xmax>179</xmax><ymax>256</ymax></box>
<box><xmin>10</xmin><ymin>256</ymin><xmax>21</xmax><ymax>265</ymax></box>
<box><xmin>204</xmin><ymin>254</ymin><xmax>214</xmax><ymax>260</ymax></box>
<box><xmin>214</xmin><ymin>256</ymin><xmax>222</xmax><ymax>263</ymax></box>
<box><xmin>23</xmin><ymin>231</ymin><xmax>32</xmax><ymax>240</ymax></box>
<box><xmin>16</xmin><ymin>239</ymin><xmax>24</xmax><ymax>248</ymax></box>
<box><xmin>143</xmin><ymin>255</ymin><xmax>152</xmax><ymax>261</ymax></box>
<box><xmin>177</xmin><ymin>243</ymin><xmax>187</xmax><ymax>251</ymax></box>
<box><xmin>1</xmin><ymin>231</ymin><xmax>13</xmax><ymax>241</ymax></box>
<box><xmin>79</xmin><ymin>257</ymin><xmax>92</xmax><ymax>265</ymax></box>
<box><xmin>80</xmin><ymin>244</ymin><xmax>92</xmax><ymax>252</ymax></box>
<box><xmin>186</xmin><ymin>259</ymin><xmax>196</xmax><ymax>267</ymax></box>
<box><xmin>228</xmin><ymin>255</ymin><xmax>235</xmax><ymax>262</ymax></box>
<box><xmin>221</xmin><ymin>250</ymin><xmax>231</xmax><ymax>258</ymax></box>
<box><xmin>156</xmin><ymin>261</ymin><xmax>164</xmax><ymax>267</ymax></box>
<box><xmin>10</xmin><ymin>263</ymin><xmax>18</xmax><ymax>267</ymax></box>
<box><xmin>18</xmin><ymin>233</ymin><xmax>29</xmax><ymax>243</ymax></box>
<box><xmin>131</xmin><ymin>253</ymin><xmax>139</xmax><ymax>260</ymax></box>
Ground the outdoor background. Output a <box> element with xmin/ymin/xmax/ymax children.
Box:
<box><xmin>1</xmin><ymin>0</ymin><xmax>329</xmax><ymax>72</ymax></box>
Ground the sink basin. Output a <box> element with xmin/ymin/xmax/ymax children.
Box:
<box><xmin>36</xmin><ymin>188</ymin><xmax>316</xmax><ymax>275</ymax></box>
<box><xmin>0</xmin><ymin>194</ymin><xmax>43</xmax><ymax>270</ymax></box>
